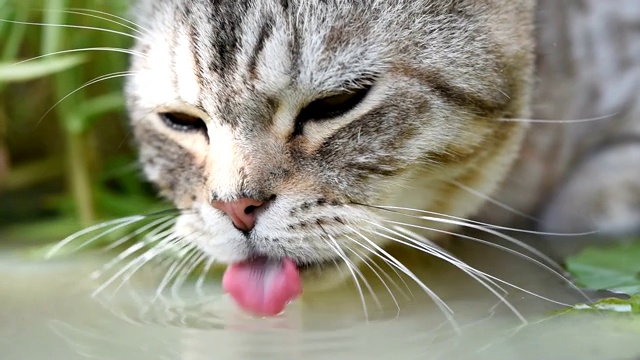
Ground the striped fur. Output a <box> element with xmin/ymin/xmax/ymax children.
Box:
<box><xmin>125</xmin><ymin>0</ymin><xmax>640</xmax><ymax>286</ymax></box>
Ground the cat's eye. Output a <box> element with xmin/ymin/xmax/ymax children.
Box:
<box><xmin>159</xmin><ymin>112</ymin><xmax>207</xmax><ymax>133</ymax></box>
<box><xmin>293</xmin><ymin>84</ymin><xmax>373</xmax><ymax>135</ymax></box>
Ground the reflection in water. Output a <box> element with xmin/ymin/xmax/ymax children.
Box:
<box><xmin>2</xmin><ymin>237</ymin><xmax>640</xmax><ymax>360</ymax></box>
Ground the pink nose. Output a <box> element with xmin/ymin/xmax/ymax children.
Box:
<box><xmin>211</xmin><ymin>198</ymin><xmax>265</xmax><ymax>232</ymax></box>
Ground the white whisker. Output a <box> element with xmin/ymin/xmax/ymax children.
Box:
<box><xmin>44</xmin><ymin>9</ymin><xmax>147</xmax><ymax>36</ymax></box>
<box><xmin>195</xmin><ymin>257</ymin><xmax>215</xmax><ymax>298</ymax></box>
<box><xmin>45</xmin><ymin>215</ymin><xmax>145</xmax><ymax>258</ymax></box>
<box><xmin>341</xmin><ymin>244</ymin><xmax>390</xmax><ymax>312</ymax></box>
<box><xmin>326</xmin><ymin>234</ymin><xmax>371</xmax><ymax>321</ymax></box>
<box><xmin>91</xmin><ymin>227</ymin><xmax>177</xmax><ymax>280</ymax></box>
<box><xmin>499</xmin><ymin>113</ymin><xmax>618</xmax><ymax>124</ymax></box>
<box><xmin>371</xmin><ymin>205</ymin><xmax>597</xmax><ymax>237</ymax></box>
<box><xmin>344</xmin><ymin>234</ymin><xmax>415</xmax><ymax>302</ymax></box>
<box><xmin>397</xmin><ymin>227</ymin><xmax>586</xmax><ymax>307</ymax></box>
<box><xmin>395</xmin><ymin>226</ymin><xmax>574</xmax><ymax>308</ymax></box>
<box><xmin>346</xmin><ymin>244</ymin><xmax>402</xmax><ymax>316</ymax></box>
<box><xmin>364</xmin><ymin>223</ymin><xmax>529</xmax><ymax>325</ymax></box>
<box><xmin>102</xmin><ymin>216</ymin><xmax>176</xmax><ymax>252</ymax></box>
<box><xmin>66</xmin><ymin>7</ymin><xmax>152</xmax><ymax>34</ymax></box>
<box><xmin>171</xmin><ymin>251</ymin><xmax>205</xmax><ymax>299</ymax></box>
<box><xmin>13</xmin><ymin>47</ymin><xmax>147</xmax><ymax>67</ymax></box>
<box><xmin>38</xmin><ymin>71</ymin><xmax>136</xmax><ymax>124</ymax></box>
<box><xmin>345</xmin><ymin>224</ymin><xmax>460</xmax><ymax>334</ymax></box>
<box><xmin>375</xmin><ymin>210</ymin><xmax>566</xmax><ymax>273</ymax></box>
<box><xmin>152</xmin><ymin>242</ymin><xmax>196</xmax><ymax>302</ymax></box>
<box><xmin>91</xmin><ymin>235</ymin><xmax>181</xmax><ymax>298</ymax></box>
<box><xmin>390</xmin><ymin>223</ymin><xmax>590</xmax><ymax>301</ymax></box>
<box><xmin>449</xmin><ymin>180</ymin><xmax>537</xmax><ymax>221</ymax></box>
<box><xmin>0</xmin><ymin>18</ymin><xmax>144</xmax><ymax>41</ymax></box>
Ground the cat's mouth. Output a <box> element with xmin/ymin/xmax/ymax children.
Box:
<box><xmin>222</xmin><ymin>255</ymin><xmax>341</xmax><ymax>317</ymax></box>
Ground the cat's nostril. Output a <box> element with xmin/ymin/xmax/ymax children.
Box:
<box><xmin>244</xmin><ymin>205</ymin><xmax>259</xmax><ymax>214</ymax></box>
<box><xmin>211</xmin><ymin>197</ymin><xmax>269</xmax><ymax>232</ymax></box>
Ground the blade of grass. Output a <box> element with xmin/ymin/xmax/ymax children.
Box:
<box><xmin>43</xmin><ymin>0</ymin><xmax>97</xmax><ymax>227</ymax></box>
<box><xmin>1</xmin><ymin>4</ymin><xmax>28</xmax><ymax>62</ymax></box>
<box><xmin>0</xmin><ymin>54</ymin><xmax>86</xmax><ymax>82</ymax></box>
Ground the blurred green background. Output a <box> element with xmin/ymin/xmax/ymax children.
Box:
<box><xmin>0</xmin><ymin>0</ymin><xmax>164</xmax><ymax>247</ymax></box>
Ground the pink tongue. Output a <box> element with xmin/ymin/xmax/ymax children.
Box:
<box><xmin>223</xmin><ymin>257</ymin><xmax>302</xmax><ymax>316</ymax></box>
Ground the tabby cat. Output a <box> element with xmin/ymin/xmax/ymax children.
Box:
<box><xmin>124</xmin><ymin>0</ymin><xmax>640</xmax><ymax>316</ymax></box>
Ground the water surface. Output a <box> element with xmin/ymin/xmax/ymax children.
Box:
<box><xmin>1</xmin><ymin>237</ymin><xmax>639</xmax><ymax>360</ymax></box>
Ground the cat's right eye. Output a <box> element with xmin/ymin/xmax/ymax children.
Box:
<box><xmin>291</xmin><ymin>83</ymin><xmax>373</xmax><ymax>137</ymax></box>
<box><xmin>159</xmin><ymin>112</ymin><xmax>207</xmax><ymax>133</ymax></box>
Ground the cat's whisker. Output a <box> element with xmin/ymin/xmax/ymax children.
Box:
<box><xmin>45</xmin><ymin>215</ymin><xmax>146</xmax><ymax>259</ymax></box>
<box><xmin>345</xmin><ymin>239</ymin><xmax>403</xmax><ymax>316</ymax></box>
<box><xmin>105</xmin><ymin>239</ymin><xmax>180</xmax><ymax>299</ymax></box>
<box><xmin>365</xmin><ymin>206</ymin><xmax>567</xmax><ymax>272</ymax></box>
<box><xmin>342</xmin><ymin>243</ymin><xmax>394</xmax><ymax>315</ymax></box>
<box><xmin>388</xmin><ymin>221</ymin><xmax>590</xmax><ymax>302</ymax></box>
<box><xmin>363</xmin><ymin>223</ymin><xmax>529</xmax><ymax>325</ymax></box>
<box><xmin>67</xmin><ymin>218</ymin><xmax>145</xmax><ymax>254</ymax></box>
<box><xmin>325</xmin><ymin>234</ymin><xmax>371</xmax><ymax>321</ymax></box>
<box><xmin>449</xmin><ymin>180</ymin><xmax>537</xmax><ymax>221</ymax></box>
<box><xmin>379</xmin><ymin>214</ymin><xmax>592</xmax><ymax>301</ymax></box>
<box><xmin>101</xmin><ymin>216</ymin><xmax>176</xmax><ymax>252</ymax></box>
<box><xmin>499</xmin><ymin>112</ymin><xmax>619</xmax><ymax>124</ymax></box>
<box><xmin>0</xmin><ymin>18</ymin><xmax>144</xmax><ymax>42</ymax></box>
<box><xmin>44</xmin><ymin>9</ymin><xmax>148</xmax><ymax>36</ymax></box>
<box><xmin>65</xmin><ymin>7</ymin><xmax>153</xmax><ymax>35</ymax></box>
<box><xmin>12</xmin><ymin>47</ymin><xmax>148</xmax><ymax>67</ymax></box>
<box><xmin>171</xmin><ymin>250</ymin><xmax>206</xmax><ymax>300</ymax></box>
<box><xmin>91</xmin><ymin>234</ymin><xmax>181</xmax><ymax>298</ymax></box>
<box><xmin>142</xmin><ymin>208</ymin><xmax>189</xmax><ymax>218</ymax></box>
<box><xmin>384</xmin><ymin>214</ymin><xmax>566</xmax><ymax>274</ymax></box>
<box><xmin>345</xmin><ymin>224</ymin><xmax>460</xmax><ymax>334</ymax></box>
<box><xmin>384</xmin><ymin>224</ymin><xmax>572</xmax><ymax>305</ymax></box>
<box><xmin>361</xmin><ymin>203</ymin><xmax>597</xmax><ymax>237</ymax></box>
<box><xmin>91</xmin><ymin>226</ymin><xmax>177</xmax><ymax>280</ymax></box>
<box><xmin>38</xmin><ymin>71</ymin><xmax>138</xmax><ymax>125</ymax></box>
<box><xmin>384</xmin><ymin>224</ymin><xmax>574</xmax><ymax>310</ymax></box>
<box><xmin>344</xmin><ymin>234</ymin><xmax>414</xmax><ymax>302</ymax></box>
<box><xmin>152</xmin><ymin>242</ymin><xmax>197</xmax><ymax>303</ymax></box>
<box><xmin>195</xmin><ymin>257</ymin><xmax>216</xmax><ymax>298</ymax></box>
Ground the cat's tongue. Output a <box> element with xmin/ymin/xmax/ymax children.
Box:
<box><xmin>222</xmin><ymin>257</ymin><xmax>302</xmax><ymax>316</ymax></box>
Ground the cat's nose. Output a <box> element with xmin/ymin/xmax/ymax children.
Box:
<box><xmin>211</xmin><ymin>198</ymin><xmax>265</xmax><ymax>232</ymax></box>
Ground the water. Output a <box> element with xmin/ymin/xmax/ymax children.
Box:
<box><xmin>1</xmin><ymin>237</ymin><xmax>639</xmax><ymax>360</ymax></box>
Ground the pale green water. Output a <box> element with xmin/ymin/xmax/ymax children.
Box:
<box><xmin>1</xmin><ymin>238</ymin><xmax>639</xmax><ymax>360</ymax></box>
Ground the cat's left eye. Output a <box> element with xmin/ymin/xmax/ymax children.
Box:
<box><xmin>159</xmin><ymin>112</ymin><xmax>207</xmax><ymax>133</ymax></box>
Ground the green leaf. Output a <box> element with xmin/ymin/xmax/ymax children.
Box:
<box><xmin>0</xmin><ymin>54</ymin><xmax>86</xmax><ymax>83</ymax></box>
<box><xmin>556</xmin><ymin>296</ymin><xmax>640</xmax><ymax>315</ymax></box>
<box><xmin>566</xmin><ymin>241</ymin><xmax>640</xmax><ymax>295</ymax></box>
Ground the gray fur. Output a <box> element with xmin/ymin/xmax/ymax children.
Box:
<box><xmin>124</xmin><ymin>0</ymin><xmax>640</xmax><ymax>285</ymax></box>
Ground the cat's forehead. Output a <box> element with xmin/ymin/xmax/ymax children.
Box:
<box><xmin>130</xmin><ymin>0</ymin><xmax>510</xmax><ymax>128</ymax></box>
<box><xmin>172</xmin><ymin>0</ymin><xmax>390</xmax><ymax>88</ymax></box>
<box><xmin>131</xmin><ymin>0</ymin><xmax>402</xmax><ymax>124</ymax></box>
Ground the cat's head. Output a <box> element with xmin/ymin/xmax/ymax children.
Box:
<box><xmin>125</xmin><ymin>0</ymin><xmax>535</xmax><ymax>289</ymax></box>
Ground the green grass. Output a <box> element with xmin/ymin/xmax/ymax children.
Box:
<box><xmin>0</xmin><ymin>0</ymin><xmax>162</xmax><ymax>244</ymax></box>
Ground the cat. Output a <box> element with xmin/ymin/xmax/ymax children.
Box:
<box><xmin>123</xmin><ymin>0</ymin><xmax>640</xmax><ymax>316</ymax></box>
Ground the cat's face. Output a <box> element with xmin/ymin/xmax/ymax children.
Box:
<box><xmin>125</xmin><ymin>0</ymin><xmax>535</xmax><ymax>288</ymax></box>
